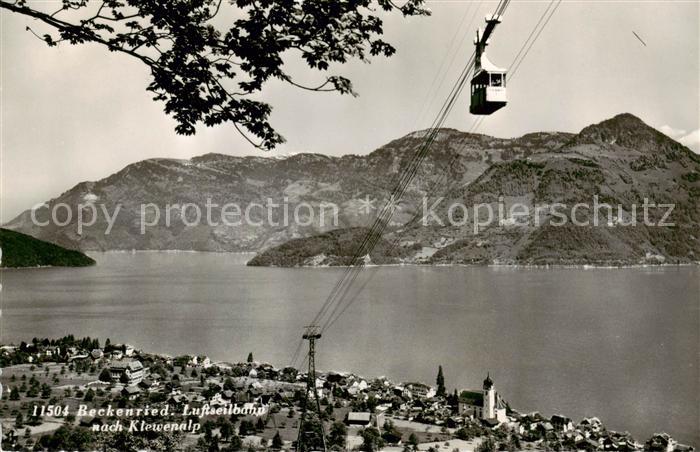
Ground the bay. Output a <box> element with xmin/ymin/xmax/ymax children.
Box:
<box><xmin>1</xmin><ymin>252</ymin><xmax>697</xmax><ymax>445</ymax></box>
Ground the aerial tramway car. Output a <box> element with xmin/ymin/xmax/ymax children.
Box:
<box><xmin>470</xmin><ymin>14</ymin><xmax>507</xmax><ymax>115</ymax></box>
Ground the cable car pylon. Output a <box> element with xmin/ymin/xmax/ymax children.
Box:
<box><xmin>296</xmin><ymin>326</ymin><xmax>327</xmax><ymax>452</ymax></box>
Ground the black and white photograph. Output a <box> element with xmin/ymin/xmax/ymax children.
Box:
<box><xmin>0</xmin><ymin>0</ymin><xmax>698</xmax><ymax>451</ymax></box>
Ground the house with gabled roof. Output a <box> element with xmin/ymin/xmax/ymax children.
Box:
<box><xmin>109</xmin><ymin>359</ymin><xmax>145</xmax><ymax>384</ymax></box>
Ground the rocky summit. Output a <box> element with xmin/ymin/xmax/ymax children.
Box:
<box><xmin>250</xmin><ymin>114</ymin><xmax>700</xmax><ymax>266</ymax></box>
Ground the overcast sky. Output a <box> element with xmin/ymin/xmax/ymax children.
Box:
<box><xmin>1</xmin><ymin>0</ymin><xmax>698</xmax><ymax>222</ymax></box>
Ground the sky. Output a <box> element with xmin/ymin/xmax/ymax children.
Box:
<box><xmin>1</xmin><ymin>0</ymin><xmax>699</xmax><ymax>222</ymax></box>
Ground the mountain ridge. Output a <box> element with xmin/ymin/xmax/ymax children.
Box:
<box><xmin>4</xmin><ymin>126</ymin><xmax>574</xmax><ymax>252</ymax></box>
<box><xmin>248</xmin><ymin>114</ymin><xmax>700</xmax><ymax>266</ymax></box>
<box><xmin>4</xmin><ymin>113</ymin><xmax>699</xmax><ymax>265</ymax></box>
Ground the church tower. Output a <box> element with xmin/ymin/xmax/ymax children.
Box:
<box><xmin>482</xmin><ymin>373</ymin><xmax>496</xmax><ymax>419</ymax></box>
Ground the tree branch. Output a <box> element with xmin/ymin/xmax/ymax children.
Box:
<box><xmin>0</xmin><ymin>1</ymin><xmax>155</xmax><ymax>66</ymax></box>
<box><xmin>1</xmin><ymin>0</ymin><xmax>428</xmax><ymax>150</ymax></box>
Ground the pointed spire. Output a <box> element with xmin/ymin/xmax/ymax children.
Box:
<box><xmin>483</xmin><ymin>372</ymin><xmax>494</xmax><ymax>389</ymax></box>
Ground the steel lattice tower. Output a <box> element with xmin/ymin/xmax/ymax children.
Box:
<box><xmin>296</xmin><ymin>326</ymin><xmax>327</xmax><ymax>452</ymax></box>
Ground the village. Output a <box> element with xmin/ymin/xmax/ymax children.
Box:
<box><xmin>0</xmin><ymin>336</ymin><xmax>694</xmax><ymax>452</ymax></box>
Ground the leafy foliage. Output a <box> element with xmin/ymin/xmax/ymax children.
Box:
<box><xmin>99</xmin><ymin>368</ymin><xmax>113</xmax><ymax>382</ymax></box>
<box><xmin>271</xmin><ymin>430</ymin><xmax>283</xmax><ymax>449</ymax></box>
<box><xmin>381</xmin><ymin>420</ymin><xmax>402</xmax><ymax>444</ymax></box>
<box><xmin>328</xmin><ymin>421</ymin><xmax>347</xmax><ymax>450</ymax></box>
<box><xmin>436</xmin><ymin>365</ymin><xmax>445</xmax><ymax>397</ymax></box>
<box><xmin>2</xmin><ymin>0</ymin><xmax>429</xmax><ymax>149</ymax></box>
<box><xmin>360</xmin><ymin>426</ymin><xmax>385</xmax><ymax>451</ymax></box>
<box><xmin>476</xmin><ymin>435</ymin><xmax>497</xmax><ymax>452</ymax></box>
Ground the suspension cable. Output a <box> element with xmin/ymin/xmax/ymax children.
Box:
<box><xmin>320</xmin><ymin>0</ymin><xmax>563</xmax><ymax>334</ymax></box>
<box><xmin>291</xmin><ymin>0</ymin><xmax>563</xmax><ymax>365</ymax></box>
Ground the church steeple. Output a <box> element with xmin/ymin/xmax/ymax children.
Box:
<box><xmin>483</xmin><ymin>372</ymin><xmax>493</xmax><ymax>390</ymax></box>
<box><xmin>482</xmin><ymin>372</ymin><xmax>496</xmax><ymax>420</ymax></box>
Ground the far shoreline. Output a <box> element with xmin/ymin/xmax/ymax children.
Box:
<box><xmin>244</xmin><ymin>261</ymin><xmax>700</xmax><ymax>270</ymax></box>
<box><xmin>2</xmin><ymin>249</ymin><xmax>697</xmax><ymax>271</ymax></box>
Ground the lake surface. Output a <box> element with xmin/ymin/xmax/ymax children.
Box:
<box><xmin>1</xmin><ymin>253</ymin><xmax>698</xmax><ymax>445</ymax></box>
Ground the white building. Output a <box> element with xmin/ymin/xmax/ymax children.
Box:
<box><xmin>482</xmin><ymin>374</ymin><xmax>508</xmax><ymax>423</ymax></box>
<box><xmin>459</xmin><ymin>374</ymin><xmax>507</xmax><ymax>424</ymax></box>
<box><xmin>109</xmin><ymin>360</ymin><xmax>145</xmax><ymax>385</ymax></box>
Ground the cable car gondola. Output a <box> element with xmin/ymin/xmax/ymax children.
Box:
<box><xmin>470</xmin><ymin>15</ymin><xmax>508</xmax><ymax>115</ymax></box>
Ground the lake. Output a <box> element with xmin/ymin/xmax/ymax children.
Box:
<box><xmin>1</xmin><ymin>252</ymin><xmax>698</xmax><ymax>445</ymax></box>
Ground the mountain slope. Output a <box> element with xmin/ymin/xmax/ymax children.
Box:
<box><xmin>4</xmin><ymin>129</ymin><xmax>571</xmax><ymax>252</ymax></box>
<box><xmin>246</xmin><ymin>227</ymin><xmax>416</xmax><ymax>266</ymax></box>
<box><xmin>250</xmin><ymin>114</ymin><xmax>700</xmax><ymax>266</ymax></box>
<box><xmin>0</xmin><ymin>228</ymin><xmax>95</xmax><ymax>268</ymax></box>
<box><xmin>5</xmin><ymin>113</ymin><xmax>698</xmax><ymax>264</ymax></box>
